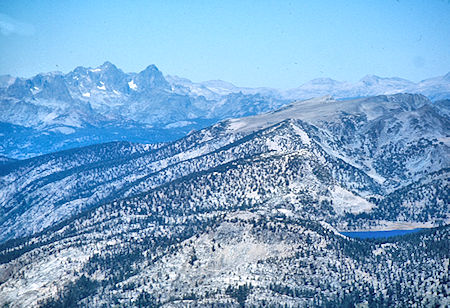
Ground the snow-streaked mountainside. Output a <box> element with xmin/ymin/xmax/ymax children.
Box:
<box><xmin>0</xmin><ymin>62</ymin><xmax>449</xmax><ymax>159</ymax></box>
<box><xmin>0</xmin><ymin>62</ymin><xmax>288</xmax><ymax>159</ymax></box>
<box><xmin>0</xmin><ymin>94</ymin><xmax>448</xmax><ymax>307</ymax></box>
<box><xmin>0</xmin><ymin>93</ymin><xmax>448</xmax><ymax>245</ymax></box>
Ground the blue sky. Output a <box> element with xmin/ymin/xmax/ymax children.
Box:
<box><xmin>0</xmin><ymin>0</ymin><xmax>449</xmax><ymax>88</ymax></box>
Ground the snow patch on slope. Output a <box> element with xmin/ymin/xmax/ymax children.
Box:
<box><xmin>330</xmin><ymin>186</ymin><xmax>373</xmax><ymax>215</ymax></box>
<box><xmin>291</xmin><ymin>124</ymin><xmax>311</xmax><ymax>146</ymax></box>
<box><xmin>128</xmin><ymin>80</ymin><xmax>137</xmax><ymax>90</ymax></box>
<box><xmin>97</xmin><ymin>82</ymin><xmax>106</xmax><ymax>90</ymax></box>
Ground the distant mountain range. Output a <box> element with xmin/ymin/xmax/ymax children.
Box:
<box><xmin>168</xmin><ymin>72</ymin><xmax>450</xmax><ymax>101</ymax></box>
<box><xmin>0</xmin><ymin>62</ymin><xmax>449</xmax><ymax>158</ymax></box>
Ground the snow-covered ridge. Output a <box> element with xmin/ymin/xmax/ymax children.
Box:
<box><xmin>0</xmin><ymin>93</ymin><xmax>447</xmax><ymax>244</ymax></box>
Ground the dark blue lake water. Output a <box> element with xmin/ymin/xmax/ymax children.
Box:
<box><xmin>340</xmin><ymin>229</ymin><xmax>422</xmax><ymax>239</ymax></box>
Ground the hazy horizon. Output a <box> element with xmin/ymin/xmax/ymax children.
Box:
<box><xmin>1</xmin><ymin>0</ymin><xmax>449</xmax><ymax>88</ymax></box>
<box><xmin>1</xmin><ymin>60</ymin><xmax>449</xmax><ymax>91</ymax></box>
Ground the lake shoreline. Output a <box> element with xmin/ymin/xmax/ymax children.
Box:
<box><xmin>340</xmin><ymin>229</ymin><xmax>423</xmax><ymax>239</ymax></box>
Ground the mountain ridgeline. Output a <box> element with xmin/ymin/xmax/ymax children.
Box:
<box><xmin>0</xmin><ymin>62</ymin><xmax>289</xmax><ymax>159</ymax></box>
<box><xmin>0</xmin><ymin>62</ymin><xmax>449</xmax><ymax>159</ymax></box>
<box><xmin>0</xmin><ymin>93</ymin><xmax>448</xmax><ymax>307</ymax></box>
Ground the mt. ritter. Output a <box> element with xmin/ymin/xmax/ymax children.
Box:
<box><xmin>0</xmin><ymin>62</ymin><xmax>288</xmax><ymax>159</ymax></box>
<box><xmin>0</xmin><ymin>62</ymin><xmax>449</xmax><ymax>159</ymax></box>
<box><xmin>0</xmin><ymin>71</ymin><xmax>449</xmax><ymax>308</ymax></box>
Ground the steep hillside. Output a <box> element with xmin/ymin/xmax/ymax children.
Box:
<box><xmin>0</xmin><ymin>94</ymin><xmax>448</xmax><ymax>244</ymax></box>
<box><xmin>0</xmin><ymin>93</ymin><xmax>448</xmax><ymax>307</ymax></box>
